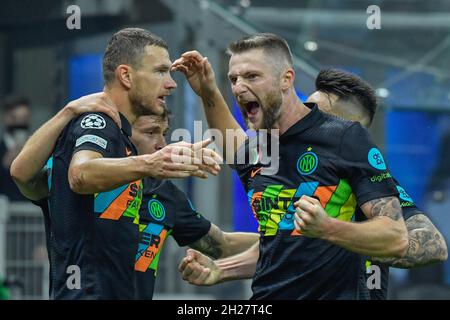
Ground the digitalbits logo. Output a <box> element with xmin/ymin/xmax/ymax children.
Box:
<box><xmin>368</xmin><ymin>148</ymin><xmax>387</xmax><ymax>170</ymax></box>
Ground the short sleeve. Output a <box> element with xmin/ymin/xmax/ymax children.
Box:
<box><xmin>394</xmin><ymin>180</ymin><xmax>422</xmax><ymax>220</ymax></box>
<box><xmin>339</xmin><ymin>122</ymin><xmax>398</xmax><ymax>206</ymax></box>
<box><xmin>71</xmin><ymin>113</ymin><xmax>121</xmax><ymax>158</ymax></box>
<box><xmin>171</xmin><ymin>186</ymin><xmax>211</xmax><ymax>247</ymax></box>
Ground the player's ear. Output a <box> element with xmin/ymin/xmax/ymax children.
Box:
<box><xmin>281</xmin><ymin>67</ymin><xmax>295</xmax><ymax>91</ymax></box>
<box><xmin>116</xmin><ymin>64</ymin><xmax>133</xmax><ymax>90</ymax></box>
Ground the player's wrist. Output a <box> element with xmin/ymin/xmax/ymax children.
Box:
<box><xmin>200</xmin><ymin>86</ymin><xmax>221</xmax><ymax>102</ymax></box>
<box><xmin>61</xmin><ymin>103</ymin><xmax>79</xmax><ymax>119</ymax></box>
<box><xmin>133</xmin><ymin>154</ymin><xmax>155</xmax><ymax>178</ymax></box>
<box><xmin>321</xmin><ymin>216</ymin><xmax>339</xmax><ymax>242</ymax></box>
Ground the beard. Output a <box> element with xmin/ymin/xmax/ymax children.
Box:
<box><xmin>129</xmin><ymin>86</ymin><xmax>162</xmax><ymax>117</ymax></box>
<box><xmin>261</xmin><ymin>88</ymin><xmax>283</xmax><ymax>130</ymax></box>
<box><xmin>242</xmin><ymin>87</ymin><xmax>283</xmax><ymax>131</ymax></box>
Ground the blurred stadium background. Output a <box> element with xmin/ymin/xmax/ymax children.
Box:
<box><xmin>0</xmin><ymin>0</ymin><xmax>449</xmax><ymax>299</ymax></box>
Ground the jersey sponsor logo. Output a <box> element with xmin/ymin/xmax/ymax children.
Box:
<box><xmin>80</xmin><ymin>114</ymin><xmax>106</xmax><ymax>129</ymax></box>
<box><xmin>396</xmin><ymin>185</ymin><xmax>413</xmax><ymax>202</ymax></box>
<box><xmin>95</xmin><ymin>180</ymin><xmax>142</xmax><ymax>220</ymax></box>
<box><xmin>297</xmin><ymin>148</ymin><xmax>319</xmax><ymax>175</ymax></box>
<box><xmin>249</xmin><ymin>180</ymin><xmax>356</xmax><ymax>236</ymax></box>
<box><xmin>368</xmin><ymin>147</ymin><xmax>387</xmax><ymax>170</ymax></box>
<box><xmin>148</xmin><ymin>199</ymin><xmax>166</xmax><ymax>221</ymax></box>
<box><xmin>75</xmin><ymin>134</ymin><xmax>107</xmax><ymax>149</ymax></box>
<box><xmin>370</xmin><ymin>171</ymin><xmax>392</xmax><ymax>183</ymax></box>
<box><xmin>135</xmin><ymin>223</ymin><xmax>171</xmax><ymax>273</ymax></box>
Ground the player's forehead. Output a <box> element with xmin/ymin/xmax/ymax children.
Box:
<box><xmin>133</xmin><ymin>115</ymin><xmax>169</xmax><ymax>131</ymax></box>
<box><xmin>228</xmin><ymin>49</ymin><xmax>270</xmax><ymax>77</ymax></box>
<box><xmin>139</xmin><ymin>45</ymin><xmax>171</xmax><ymax>68</ymax></box>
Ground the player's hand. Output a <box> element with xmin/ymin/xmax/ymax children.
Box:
<box><xmin>293</xmin><ymin>195</ymin><xmax>333</xmax><ymax>238</ymax></box>
<box><xmin>178</xmin><ymin>249</ymin><xmax>221</xmax><ymax>286</ymax></box>
<box><xmin>65</xmin><ymin>92</ymin><xmax>121</xmax><ymax>128</ymax></box>
<box><xmin>144</xmin><ymin>138</ymin><xmax>222</xmax><ymax>179</ymax></box>
<box><xmin>171</xmin><ymin>51</ymin><xmax>218</xmax><ymax>99</ymax></box>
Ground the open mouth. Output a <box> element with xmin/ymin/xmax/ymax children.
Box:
<box><xmin>157</xmin><ymin>96</ymin><xmax>166</xmax><ymax>105</ymax></box>
<box><xmin>243</xmin><ymin>101</ymin><xmax>260</xmax><ymax>118</ymax></box>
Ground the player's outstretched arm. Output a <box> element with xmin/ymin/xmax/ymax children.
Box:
<box><xmin>371</xmin><ymin>213</ymin><xmax>448</xmax><ymax>268</ymax></box>
<box><xmin>172</xmin><ymin>51</ymin><xmax>247</xmax><ymax>159</ymax></box>
<box><xmin>179</xmin><ymin>243</ymin><xmax>259</xmax><ymax>286</ymax></box>
<box><xmin>189</xmin><ymin>223</ymin><xmax>260</xmax><ymax>259</ymax></box>
<box><xmin>68</xmin><ymin>139</ymin><xmax>221</xmax><ymax>194</ymax></box>
<box><xmin>10</xmin><ymin>93</ymin><xmax>120</xmax><ymax>201</ymax></box>
<box><xmin>294</xmin><ymin>195</ymin><xmax>409</xmax><ymax>258</ymax></box>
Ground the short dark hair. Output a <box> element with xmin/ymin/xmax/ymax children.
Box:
<box><xmin>103</xmin><ymin>28</ymin><xmax>168</xmax><ymax>85</ymax></box>
<box><xmin>227</xmin><ymin>33</ymin><xmax>293</xmax><ymax>68</ymax></box>
<box><xmin>2</xmin><ymin>95</ymin><xmax>30</xmax><ymax>113</ymax></box>
<box><xmin>315</xmin><ymin>69</ymin><xmax>377</xmax><ymax>125</ymax></box>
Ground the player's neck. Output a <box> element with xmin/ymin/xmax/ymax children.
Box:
<box><xmin>273</xmin><ymin>91</ymin><xmax>311</xmax><ymax>135</ymax></box>
<box><xmin>103</xmin><ymin>86</ymin><xmax>137</xmax><ymax>125</ymax></box>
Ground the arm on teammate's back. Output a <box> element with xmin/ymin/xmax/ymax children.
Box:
<box><xmin>171</xmin><ymin>51</ymin><xmax>247</xmax><ymax>159</ymax></box>
<box><xmin>188</xmin><ymin>223</ymin><xmax>259</xmax><ymax>259</ymax></box>
<box><xmin>371</xmin><ymin>213</ymin><xmax>448</xmax><ymax>268</ymax></box>
<box><xmin>10</xmin><ymin>93</ymin><xmax>119</xmax><ymax>201</ymax></box>
<box><xmin>179</xmin><ymin>242</ymin><xmax>259</xmax><ymax>286</ymax></box>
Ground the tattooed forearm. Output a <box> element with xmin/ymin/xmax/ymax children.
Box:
<box><xmin>371</xmin><ymin>214</ymin><xmax>448</xmax><ymax>268</ymax></box>
<box><xmin>202</xmin><ymin>97</ymin><xmax>215</xmax><ymax>108</ymax></box>
<box><xmin>189</xmin><ymin>224</ymin><xmax>224</xmax><ymax>259</ymax></box>
<box><xmin>363</xmin><ymin>196</ymin><xmax>402</xmax><ymax>221</ymax></box>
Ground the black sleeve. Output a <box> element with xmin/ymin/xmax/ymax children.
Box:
<box><xmin>70</xmin><ymin>112</ymin><xmax>121</xmax><ymax>158</ymax></box>
<box><xmin>170</xmin><ymin>184</ymin><xmax>211</xmax><ymax>247</ymax></box>
<box><xmin>339</xmin><ymin>122</ymin><xmax>399</xmax><ymax>206</ymax></box>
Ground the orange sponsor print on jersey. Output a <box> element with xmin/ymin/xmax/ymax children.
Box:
<box><xmin>95</xmin><ymin>180</ymin><xmax>142</xmax><ymax>220</ymax></box>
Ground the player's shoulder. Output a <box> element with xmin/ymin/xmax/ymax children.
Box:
<box><xmin>142</xmin><ymin>177</ymin><xmax>164</xmax><ymax>194</ymax></box>
<box><xmin>142</xmin><ymin>179</ymin><xmax>187</xmax><ymax>199</ymax></box>
<box><xmin>71</xmin><ymin>112</ymin><xmax>119</xmax><ymax>132</ymax></box>
<box><xmin>163</xmin><ymin>180</ymin><xmax>189</xmax><ymax>199</ymax></box>
<box><xmin>320</xmin><ymin>111</ymin><xmax>362</xmax><ymax>134</ymax></box>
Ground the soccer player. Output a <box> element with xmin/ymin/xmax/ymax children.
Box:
<box><xmin>11</xmin><ymin>94</ymin><xmax>258</xmax><ymax>299</ymax></box>
<box><xmin>171</xmin><ymin>33</ymin><xmax>408</xmax><ymax>299</ymax></box>
<box><xmin>306</xmin><ymin>69</ymin><xmax>448</xmax><ymax>299</ymax></box>
<box><xmin>131</xmin><ymin>113</ymin><xmax>259</xmax><ymax>299</ymax></box>
<box><xmin>177</xmin><ymin>68</ymin><xmax>448</xmax><ymax>300</ymax></box>
<box><xmin>10</xmin><ymin>28</ymin><xmax>221</xmax><ymax>299</ymax></box>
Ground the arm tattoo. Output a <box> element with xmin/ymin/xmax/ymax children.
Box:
<box><xmin>372</xmin><ymin>214</ymin><xmax>448</xmax><ymax>268</ymax></box>
<box><xmin>189</xmin><ymin>224</ymin><xmax>224</xmax><ymax>259</ymax></box>
<box><xmin>202</xmin><ymin>97</ymin><xmax>215</xmax><ymax>108</ymax></box>
<box><xmin>364</xmin><ymin>196</ymin><xmax>402</xmax><ymax>221</ymax></box>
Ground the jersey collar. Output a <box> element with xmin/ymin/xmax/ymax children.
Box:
<box><xmin>119</xmin><ymin>113</ymin><xmax>132</xmax><ymax>137</ymax></box>
<box><xmin>281</xmin><ymin>103</ymin><xmax>323</xmax><ymax>139</ymax></box>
